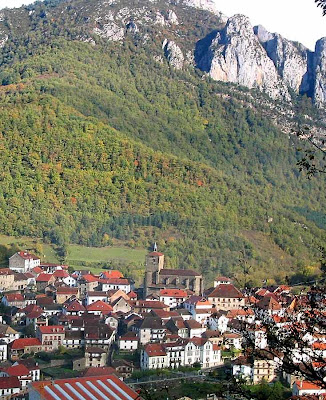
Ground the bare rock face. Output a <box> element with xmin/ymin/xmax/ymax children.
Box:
<box><xmin>197</xmin><ymin>15</ymin><xmax>290</xmax><ymax>100</ymax></box>
<box><xmin>163</xmin><ymin>39</ymin><xmax>184</xmax><ymax>69</ymax></box>
<box><xmin>313</xmin><ymin>38</ymin><xmax>326</xmax><ymax>107</ymax></box>
<box><xmin>167</xmin><ymin>10</ymin><xmax>179</xmax><ymax>25</ymax></box>
<box><xmin>182</xmin><ymin>0</ymin><xmax>227</xmax><ymax>21</ymax></box>
<box><xmin>93</xmin><ymin>21</ymin><xmax>124</xmax><ymax>41</ymax></box>
<box><xmin>254</xmin><ymin>25</ymin><xmax>310</xmax><ymax>93</ymax></box>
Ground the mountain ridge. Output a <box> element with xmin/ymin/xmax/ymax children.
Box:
<box><xmin>0</xmin><ymin>0</ymin><xmax>324</xmax><ymax>106</ymax></box>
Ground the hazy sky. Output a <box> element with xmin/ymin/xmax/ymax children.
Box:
<box><xmin>0</xmin><ymin>0</ymin><xmax>325</xmax><ymax>50</ymax></box>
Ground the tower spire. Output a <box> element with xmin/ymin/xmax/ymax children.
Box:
<box><xmin>153</xmin><ymin>242</ymin><xmax>157</xmax><ymax>252</ymax></box>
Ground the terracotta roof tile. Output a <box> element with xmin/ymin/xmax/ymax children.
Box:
<box><xmin>11</xmin><ymin>338</ymin><xmax>41</xmax><ymax>350</ymax></box>
<box><xmin>207</xmin><ymin>284</ymin><xmax>244</xmax><ymax>299</ymax></box>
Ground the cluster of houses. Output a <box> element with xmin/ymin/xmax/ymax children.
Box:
<box><xmin>0</xmin><ymin>249</ymin><xmax>324</xmax><ymax>400</ymax></box>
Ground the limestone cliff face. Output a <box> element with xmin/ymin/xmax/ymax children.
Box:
<box><xmin>196</xmin><ymin>15</ymin><xmax>290</xmax><ymax>100</ymax></box>
<box><xmin>163</xmin><ymin>39</ymin><xmax>184</xmax><ymax>69</ymax></box>
<box><xmin>2</xmin><ymin>0</ymin><xmax>326</xmax><ymax>106</ymax></box>
<box><xmin>313</xmin><ymin>38</ymin><xmax>326</xmax><ymax>106</ymax></box>
<box><xmin>254</xmin><ymin>25</ymin><xmax>311</xmax><ymax>94</ymax></box>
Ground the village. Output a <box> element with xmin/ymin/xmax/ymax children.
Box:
<box><xmin>0</xmin><ymin>247</ymin><xmax>324</xmax><ymax>400</ymax></box>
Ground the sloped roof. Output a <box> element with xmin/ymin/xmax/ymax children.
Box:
<box><xmin>14</xmin><ymin>273</ymin><xmax>29</xmax><ymax>281</ymax></box>
<box><xmin>80</xmin><ymin>274</ymin><xmax>99</xmax><ymax>283</ymax></box>
<box><xmin>56</xmin><ymin>286</ymin><xmax>78</xmax><ymax>294</ymax></box>
<box><xmin>4</xmin><ymin>293</ymin><xmax>24</xmax><ymax>302</ymax></box>
<box><xmin>53</xmin><ymin>270</ymin><xmax>69</xmax><ymax>278</ymax></box>
<box><xmin>32</xmin><ymin>266</ymin><xmax>43</xmax><ymax>274</ymax></box>
<box><xmin>185</xmin><ymin>295</ymin><xmax>211</xmax><ymax>305</ymax></box>
<box><xmin>207</xmin><ymin>284</ymin><xmax>244</xmax><ymax>299</ymax></box>
<box><xmin>159</xmin><ymin>288</ymin><xmax>188</xmax><ymax>297</ymax></box>
<box><xmin>257</xmin><ymin>296</ymin><xmax>281</xmax><ymax>310</ymax></box>
<box><xmin>148</xmin><ymin>251</ymin><xmax>164</xmax><ymax>256</ymax></box>
<box><xmin>36</xmin><ymin>273</ymin><xmax>54</xmax><ymax>282</ymax></box>
<box><xmin>30</xmin><ymin>374</ymin><xmax>139</xmax><ymax>400</ymax></box>
<box><xmin>101</xmin><ymin>270</ymin><xmax>123</xmax><ymax>279</ymax></box>
<box><xmin>65</xmin><ymin>300</ymin><xmax>86</xmax><ymax>312</ymax></box>
<box><xmin>86</xmin><ymin>300</ymin><xmax>113</xmax><ymax>312</ymax></box>
<box><xmin>16</xmin><ymin>251</ymin><xmax>39</xmax><ymax>260</ymax></box>
<box><xmin>0</xmin><ymin>268</ymin><xmax>13</xmax><ymax>275</ymax></box>
<box><xmin>294</xmin><ymin>380</ymin><xmax>323</xmax><ymax>391</ymax></box>
<box><xmin>38</xmin><ymin>326</ymin><xmax>64</xmax><ymax>334</ymax></box>
<box><xmin>184</xmin><ymin>319</ymin><xmax>202</xmax><ymax>329</ymax></box>
<box><xmin>11</xmin><ymin>338</ymin><xmax>41</xmax><ymax>350</ymax></box>
<box><xmin>4</xmin><ymin>363</ymin><xmax>30</xmax><ymax>377</ymax></box>
<box><xmin>26</xmin><ymin>310</ymin><xmax>43</xmax><ymax>319</ymax></box>
<box><xmin>138</xmin><ymin>317</ymin><xmax>165</xmax><ymax>330</ymax></box>
<box><xmin>144</xmin><ymin>343</ymin><xmax>166</xmax><ymax>356</ymax></box>
<box><xmin>120</xmin><ymin>332</ymin><xmax>139</xmax><ymax>341</ymax></box>
<box><xmin>214</xmin><ymin>276</ymin><xmax>232</xmax><ymax>282</ymax></box>
<box><xmin>0</xmin><ymin>376</ymin><xmax>20</xmax><ymax>389</ymax></box>
<box><xmin>83</xmin><ymin>366</ymin><xmax>117</xmax><ymax>377</ymax></box>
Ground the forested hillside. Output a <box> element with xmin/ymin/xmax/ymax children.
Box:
<box><xmin>0</xmin><ymin>0</ymin><xmax>325</xmax><ymax>285</ymax></box>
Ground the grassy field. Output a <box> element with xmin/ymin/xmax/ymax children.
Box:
<box><xmin>67</xmin><ymin>244</ymin><xmax>146</xmax><ymax>264</ymax></box>
<box><xmin>0</xmin><ymin>235</ymin><xmax>146</xmax><ymax>274</ymax></box>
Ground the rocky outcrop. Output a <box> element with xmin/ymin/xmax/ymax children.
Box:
<box><xmin>313</xmin><ymin>38</ymin><xmax>326</xmax><ymax>106</ymax></box>
<box><xmin>196</xmin><ymin>15</ymin><xmax>290</xmax><ymax>100</ymax></box>
<box><xmin>182</xmin><ymin>0</ymin><xmax>227</xmax><ymax>21</ymax></box>
<box><xmin>254</xmin><ymin>25</ymin><xmax>311</xmax><ymax>94</ymax></box>
<box><xmin>93</xmin><ymin>22</ymin><xmax>124</xmax><ymax>41</ymax></box>
<box><xmin>163</xmin><ymin>39</ymin><xmax>184</xmax><ymax>69</ymax></box>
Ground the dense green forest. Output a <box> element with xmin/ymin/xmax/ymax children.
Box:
<box><xmin>0</xmin><ymin>0</ymin><xmax>324</xmax><ymax>285</ymax></box>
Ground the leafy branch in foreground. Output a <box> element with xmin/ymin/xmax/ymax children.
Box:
<box><xmin>296</xmin><ymin>126</ymin><xmax>326</xmax><ymax>177</ymax></box>
<box><xmin>315</xmin><ymin>0</ymin><xmax>326</xmax><ymax>16</ymax></box>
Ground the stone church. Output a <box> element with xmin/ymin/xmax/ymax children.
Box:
<box><xmin>143</xmin><ymin>245</ymin><xmax>203</xmax><ymax>297</ymax></box>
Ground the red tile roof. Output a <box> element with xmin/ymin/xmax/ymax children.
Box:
<box><xmin>26</xmin><ymin>310</ymin><xmax>43</xmax><ymax>319</ymax></box>
<box><xmin>148</xmin><ymin>252</ymin><xmax>164</xmax><ymax>256</ymax></box>
<box><xmin>101</xmin><ymin>270</ymin><xmax>123</xmax><ymax>279</ymax></box>
<box><xmin>32</xmin><ymin>266</ymin><xmax>43</xmax><ymax>274</ymax></box>
<box><xmin>23</xmin><ymin>304</ymin><xmax>42</xmax><ymax>314</ymax></box>
<box><xmin>17</xmin><ymin>251</ymin><xmax>39</xmax><ymax>260</ymax></box>
<box><xmin>190</xmin><ymin>337</ymin><xmax>207</xmax><ymax>346</ymax></box>
<box><xmin>144</xmin><ymin>343</ymin><xmax>166</xmax><ymax>356</ymax></box>
<box><xmin>83</xmin><ymin>366</ymin><xmax>117</xmax><ymax>377</ymax></box>
<box><xmin>312</xmin><ymin>342</ymin><xmax>326</xmax><ymax>350</ymax></box>
<box><xmin>160</xmin><ymin>289</ymin><xmax>188</xmax><ymax>298</ymax></box>
<box><xmin>0</xmin><ymin>268</ymin><xmax>13</xmax><ymax>275</ymax></box>
<box><xmin>128</xmin><ymin>290</ymin><xmax>137</xmax><ymax>298</ymax></box>
<box><xmin>80</xmin><ymin>274</ymin><xmax>99</xmax><ymax>283</ymax></box>
<box><xmin>86</xmin><ymin>300</ymin><xmax>113</xmax><ymax>312</ymax></box>
<box><xmin>215</xmin><ymin>276</ymin><xmax>232</xmax><ymax>282</ymax></box>
<box><xmin>11</xmin><ymin>338</ymin><xmax>41</xmax><ymax>350</ymax></box>
<box><xmin>120</xmin><ymin>332</ymin><xmax>139</xmax><ymax>341</ymax></box>
<box><xmin>38</xmin><ymin>325</ymin><xmax>64</xmax><ymax>334</ymax></box>
<box><xmin>294</xmin><ymin>380</ymin><xmax>323</xmax><ymax>391</ymax></box>
<box><xmin>53</xmin><ymin>270</ymin><xmax>69</xmax><ymax>278</ymax></box>
<box><xmin>65</xmin><ymin>300</ymin><xmax>86</xmax><ymax>312</ymax></box>
<box><xmin>36</xmin><ymin>273</ymin><xmax>54</xmax><ymax>282</ymax></box>
<box><xmin>257</xmin><ymin>296</ymin><xmax>281</xmax><ymax>310</ymax></box>
<box><xmin>5</xmin><ymin>293</ymin><xmax>24</xmax><ymax>302</ymax></box>
<box><xmin>207</xmin><ymin>284</ymin><xmax>244</xmax><ymax>299</ymax></box>
<box><xmin>4</xmin><ymin>363</ymin><xmax>30</xmax><ymax>377</ymax></box>
<box><xmin>0</xmin><ymin>376</ymin><xmax>20</xmax><ymax>389</ymax></box>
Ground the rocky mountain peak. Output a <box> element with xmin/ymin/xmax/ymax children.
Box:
<box><xmin>196</xmin><ymin>14</ymin><xmax>290</xmax><ymax>101</ymax></box>
<box><xmin>1</xmin><ymin>0</ymin><xmax>326</xmax><ymax>107</ymax></box>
